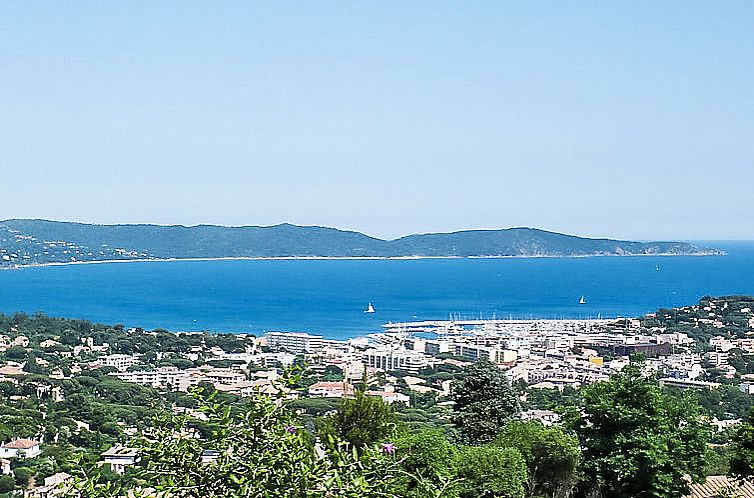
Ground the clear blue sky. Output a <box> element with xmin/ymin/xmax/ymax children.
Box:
<box><xmin>1</xmin><ymin>2</ymin><xmax>752</xmax><ymax>240</ymax></box>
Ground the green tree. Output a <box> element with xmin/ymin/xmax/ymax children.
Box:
<box><xmin>0</xmin><ymin>475</ymin><xmax>14</xmax><ymax>494</ymax></box>
<box><xmin>322</xmin><ymin>365</ymin><xmax>344</xmax><ymax>382</ymax></box>
<box><xmin>571</xmin><ymin>364</ymin><xmax>710</xmax><ymax>498</ymax></box>
<box><xmin>455</xmin><ymin>445</ymin><xmax>528</xmax><ymax>498</ymax></box>
<box><xmin>13</xmin><ymin>467</ymin><xmax>33</xmax><ymax>488</ymax></box>
<box><xmin>4</xmin><ymin>346</ymin><xmax>27</xmax><ymax>361</ymax></box>
<box><xmin>730</xmin><ymin>409</ymin><xmax>754</xmax><ymax>478</ymax></box>
<box><xmin>495</xmin><ymin>420</ymin><xmax>580</xmax><ymax>498</ymax></box>
<box><xmin>392</xmin><ymin>429</ymin><xmax>460</xmax><ymax>498</ymax></box>
<box><xmin>319</xmin><ymin>384</ymin><xmax>396</xmax><ymax>451</ymax></box>
<box><xmin>68</xmin><ymin>387</ymin><xmax>400</xmax><ymax>498</ymax></box>
<box><xmin>452</xmin><ymin>360</ymin><xmax>520</xmax><ymax>444</ymax></box>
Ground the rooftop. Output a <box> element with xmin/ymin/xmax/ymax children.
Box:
<box><xmin>2</xmin><ymin>438</ymin><xmax>40</xmax><ymax>449</ymax></box>
<box><xmin>688</xmin><ymin>475</ymin><xmax>754</xmax><ymax>498</ymax></box>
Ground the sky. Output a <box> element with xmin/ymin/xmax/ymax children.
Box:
<box><xmin>1</xmin><ymin>2</ymin><xmax>753</xmax><ymax>241</ymax></box>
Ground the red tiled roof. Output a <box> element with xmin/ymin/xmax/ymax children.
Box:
<box><xmin>2</xmin><ymin>439</ymin><xmax>40</xmax><ymax>449</ymax></box>
<box><xmin>688</xmin><ymin>476</ymin><xmax>754</xmax><ymax>498</ymax></box>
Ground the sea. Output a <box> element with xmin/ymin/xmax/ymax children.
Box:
<box><xmin>1</xmin><ymin>242</ymin><xmax>753</xmax><ymax>341</ymax></box>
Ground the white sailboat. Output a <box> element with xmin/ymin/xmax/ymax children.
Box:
<box><xmin>365</xmin><ymin>303</ymin><xmax>376</xmax><ymax>314</ymax></box>
<box><xmin>579</xmin><ymin>296</ymin><xmax>586</xmax><ymax>305</ymax></box>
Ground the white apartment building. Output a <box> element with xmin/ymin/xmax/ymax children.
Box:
<box><xmin>710</xmin><ymin>336</ymin><xmax>735</xmax><ymax>352</ymax></box>
<box><xmin>704</xmin><ymin>351</ymin><xmax>729</xmax><ymax>367</ymax></box>
<box><xmin>110</xmin><ymin>366</ymin><xmax>247</xmax><ymax>391</ymax></box>
<box><xmin>99</xmin><ymin>354</ymin><xmax>139</xmax><ymax>371</ymax></box>
<box><xmin>362</xmin><ymin>348</ymin><xmax>436</xmax><ymax>374</ymax></box>
<box><xmin>111</xmin><ymin>367</ymin><xmax>191</xmax><ymax>390</ymax></box>
<box><xmin>454</xmin><ymin>344</ymin><xmax>518</xmax><ymax>364</ymax></box>
<box><xmin>265</xmin><ymin>332</ymin><xmax>324</xmax><ymax>354</ymax></box>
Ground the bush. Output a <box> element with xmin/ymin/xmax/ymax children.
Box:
<box><xmin>68</xmin><ymin>381</ymin><xmax>401</xmax><ymax>497</ymax></box>
<box><xmin>0</xmin><ymin>475</ymin><xmax>14</xmax><ymax>494</ymax></box>
<box><xmin>455</xmin><ymin>446</ymin><xmax>527</xmax><ymax>498</ymax></box>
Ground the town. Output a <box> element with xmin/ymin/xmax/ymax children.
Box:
<box><xmin>1</xmin><ymin>295</ymin><xmax>754</xmax><ymax>496</ymax></box>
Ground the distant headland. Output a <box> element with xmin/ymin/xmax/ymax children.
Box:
<box><xmin>0</xmin><ymin>219</ymin><xmax>723</xmax><ymax>267</ymax></box>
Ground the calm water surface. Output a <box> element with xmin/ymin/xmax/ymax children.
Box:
<box><xmin>1</xmin><ymin>242</ymin><xmax>753</xmax><ymax>340</ymax></box>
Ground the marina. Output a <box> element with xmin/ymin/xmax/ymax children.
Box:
<box><xmin>0</xmin><ymin>243</ymin><xmax>752</xmax><ymax>339</ymax></box>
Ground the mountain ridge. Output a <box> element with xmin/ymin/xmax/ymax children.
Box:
<box><xmin>0</xmin><ymin>219</ymin><xmax>723</xmax><ymax>266</ymax></box>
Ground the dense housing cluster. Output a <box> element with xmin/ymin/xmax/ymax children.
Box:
<box><xmin>2</xmin><ymin>297</ymin><xmax>754</xmax><ymax>496</ymax></box>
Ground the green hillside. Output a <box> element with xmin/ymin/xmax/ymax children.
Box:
<box><xmin>0</xmin><ymin>219</ymin><xmax>722</xmax><ymax>266</ymax></box>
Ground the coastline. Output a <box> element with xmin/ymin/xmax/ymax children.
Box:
<box><xmin>0</xmin><ymin>251</ymin><xmax>726</xmax><ymax>271</ymax></box>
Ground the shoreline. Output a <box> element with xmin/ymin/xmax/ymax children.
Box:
<box><xmin>0</xmin><ymin>251</ymin><xmax>725</xmax><ymax>270</ymax></box>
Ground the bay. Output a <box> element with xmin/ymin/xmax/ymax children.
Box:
<box><xmin>0</xmin><ymin>242</ymin><xmax>753</xmax><ymax>340</ymax></box>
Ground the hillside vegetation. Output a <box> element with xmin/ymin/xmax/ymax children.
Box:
<box><xmin>0</xmin><ymin>219</ymin><xmax>721</xmax><ymax>266</ymax></box>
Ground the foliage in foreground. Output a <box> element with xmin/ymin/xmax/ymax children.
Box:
<box><xmin>569</xmin><ymin>364</ymin><xmax>710</xmax><ymax>498</ymax></box>
<box><xmin>452</xmin><ymin>360</ymin><xmax>520</xmax><ymax>444</ymax></box>
<box><xmin>61</xmin><ymin>361</ymin><xmax>721</xmax><ymax>498</ymax></box>
<box><xmin>67</xmin><ymin>386</ymin><xmax>400</xmax><ymax>498</ymax></box>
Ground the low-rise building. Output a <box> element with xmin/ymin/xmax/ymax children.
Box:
<box><xmin>24</xmin><ymin>472</ymin><xmax>72</xmax><ymax>498</ymax></box>
<box><xmin>101</xmin><ymin>446</ymin><xmax>140</xmax><ymax>475</ymax></box>
<box><xmin>308</xmin><ymin>381</ymin><xmax>353</xmax><ymax>398</ymax></box>
<box><xmin>0</xmin><ymin>438</ymin><xmax>42</xmax><ymax>459</ymax></box>
<box><xmin>521</xmin><ymin>409</ymin><xmax>561</xmax><ymax>426</ymax></box>
<box><xmin>658</xmin><ymin>378</ymin><xmax>721</xmax><ymax>390</ymax></box>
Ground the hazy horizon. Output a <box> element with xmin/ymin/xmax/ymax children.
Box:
<box><xmin>2</xmin><ymin>2</ymin><xmax>752</xmax><ymax>240</ymax></box>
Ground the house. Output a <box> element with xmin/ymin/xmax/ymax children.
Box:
<box><xmin>39</xmin><ymin>339</ymin><xmax>61</xmax><ymax>349</ymax></box>
<box><xmin>101</xmin><ymin>446</ymin><xmax>140</xmax><ymax>474</ymax></box>
<box><xmin>0</xmin><ymin>365</ymin><xmax>24</xmax><ymax>376</ymax></box>
<box><xmin>0</xmin><ymin>458</ymin><xmax>10</xmax><ymax>474</ymax></box>
<box><xmin>365</xmin><ymin>389</ymin><xmax>410</xmax><ymax>405</ymax></box>
<box><xmin>0</xmin><ymin>439</ymin><xmax>42</xmax><ymax>459</ymax></box>
<box><xmin>23</xmin><ymin>472</ymin><xmax>72</xmax><ymax>498</ymax></box>
<box><xmin>200</xmin><ymin>449</ymin><xmax>221</xmax><ymax>464</ymax></box>
<box><xmin>308</xmin><ymin>381</ymin><xmax>354</xmax><ymax>398</ymax></box>
<box><xmin>686</xmin><ymin>475</ymin><xmax>754</xmax><ymax>497</ymax></box>
<box><xmin>521</xmin><ymin>409</ymin><xmax>561</xmax><ymax>426</ymax></box>
<box><xmin>11</xmin><ymin>336</ymin><xmax>29</xmax><ymax>347</ymax></box>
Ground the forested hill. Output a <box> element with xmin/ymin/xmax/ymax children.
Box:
<box><xmin>0</xmin><ymin>219</ymin><xmax>722</xmax><ymax>266</ymax></box>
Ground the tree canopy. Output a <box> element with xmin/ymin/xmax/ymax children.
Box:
<box><xmin>570</xmin><ymin>364</ymin><xmax>710</xmax><ymax>498</ymax></box>
<box><xmin>452</xmin><ymin>360</ymin><xmax>520</xmax><ymax>444</ymax></box>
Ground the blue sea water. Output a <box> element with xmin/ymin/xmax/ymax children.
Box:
<box><xmin>1</xmin><ymin>242</ymin><xmax>753</xmax><ymax>340</ymax></box>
